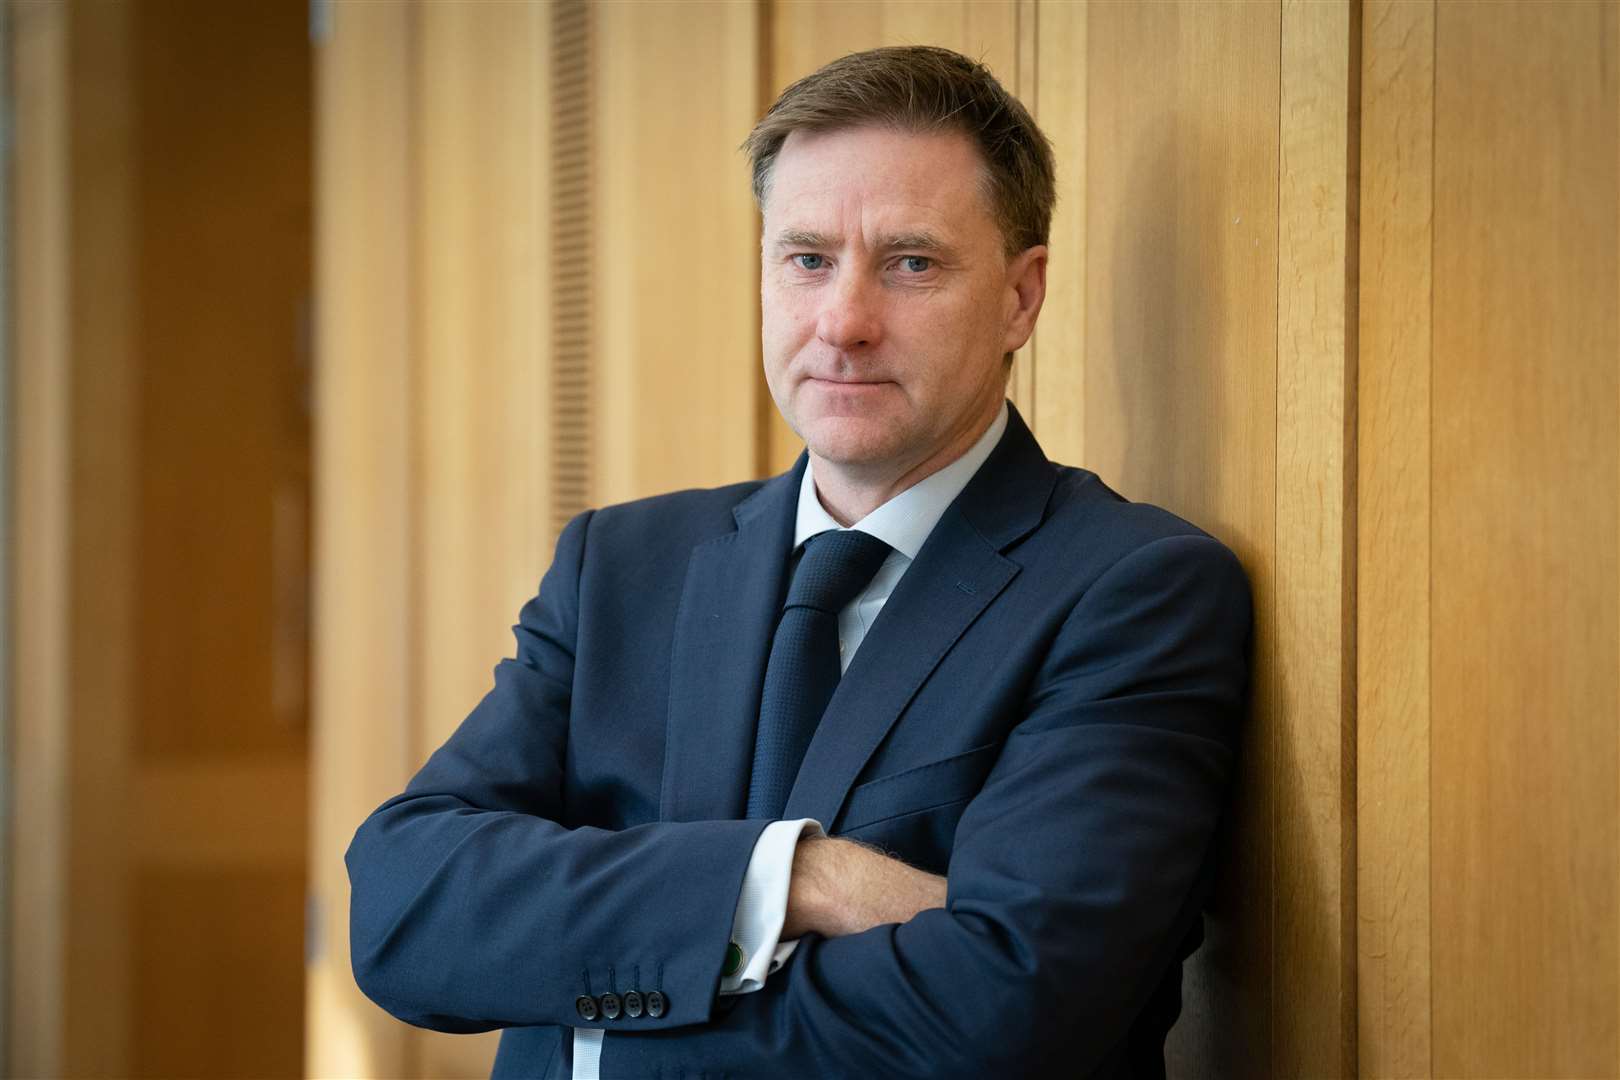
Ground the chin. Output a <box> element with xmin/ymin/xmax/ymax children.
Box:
<box><xmin>798</xmin><ymin>414</ymin><xmax>906</xmax><ymax>468</ymax></box>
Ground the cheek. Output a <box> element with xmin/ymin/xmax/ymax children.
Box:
<box><xmin>762</xmin><ymin>295</ymin><xmax>816</xmax><ymax>353</ymax></box>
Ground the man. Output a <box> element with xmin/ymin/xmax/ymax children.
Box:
<box><xmin>348</xmin><ymin>46</ymin><xmax>1250</xmax><ymax>1079</ymax></box>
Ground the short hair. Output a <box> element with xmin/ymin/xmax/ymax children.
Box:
<box><xmin>743</xmin><ymin>45</ymin><xmax>1056</xmax><ymax>256</ymax></box>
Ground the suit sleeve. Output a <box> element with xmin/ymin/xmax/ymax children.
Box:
<box><xmin>345</xmin><ymin>511</ymin><xmax>772</xmax><ymax>1033</ymax></box>
<box><xmin>605</xmin><ymin>532</ymin><xmax>1252</xmax><ymax>1077</ymax></box>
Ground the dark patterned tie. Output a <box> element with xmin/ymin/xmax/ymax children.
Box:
<box><xmin>745</xmin><ymin>530</ymin><xmax>892</xmax><ymax>819</ymax></box>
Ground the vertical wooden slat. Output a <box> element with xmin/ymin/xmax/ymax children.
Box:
<box><xmin>1357</xmin><ymin>1</ymin><xmax>1434</xmax><ymax>1074</ymax></box>
<box><xmin>592</xmin><ymin>0</ymin><xmax>763</xmax><ymax>505</ymax></box>
<box><xmin>308</xmin><ymin>2</ymin><xmax>415</xmax><ymax>1076</ymax></box>
<box><xmin>1430</xmin><ymin>2</ymin><xmax>1620</xmax><ymax>1074</ymax></box>
<box><xmin>1009</xmin><ymin>0</ymin><xmax>1038</xmax><ymax>424</ymax></box>
<box><xmin>61</xmin><ymin>4</ymin><xmax>137</xmax><ymax>1071</ymax></box>
<box><xmin>1031</xmin><ymin>0</ymin><xmax>1086</xmax><ymax>468</ymax></box>
<box><xmin>412</xmin><ymin>3</ymin><xmax>550</xmax><ymax>1072</ymax></box>
<box><xmin>552</xmin><ymin>0</ymin><xmax>592</xmax><ymax>533</ymax></box>
<box><xmin>10</xmin><ymin>3</ymin><xmax>70</xmax><ymax>1073</ymax></box>
<box><xmin>1084</xmin><ymin>5</ymin><xmax>1280</xmax><ymax>1068</ymax></box>
<box><xmin>1274</xmin><ymin>1</ymin><xmax>1357</xmax><ymax>1075</ymax></box>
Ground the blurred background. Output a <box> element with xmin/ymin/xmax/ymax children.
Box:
<box><xmin>5</xmin><ymin>0</ymin><xmax>1617</xmax><ymax>1077</ymax></box>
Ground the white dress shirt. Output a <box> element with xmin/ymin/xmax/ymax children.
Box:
<box><xmin>572</xmin><ymin>404</ymin><xmax>1009</xmax><ymax>1078</ymax></box>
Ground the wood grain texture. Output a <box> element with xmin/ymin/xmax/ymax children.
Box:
<box><xmin>309</xmin><ymin>3</ymin><xmax>415</xmax><ymax>1076</ymax></box>
<box><xmin>1274</xmin><ymin>2</ymin><xmax>1357</xmax><ymax>1075</ymax></box>
<box><xmin>1084</xmin><ymin>5</ymin><xmax>1280</xmax><ymax>1067</ymax></box>
<box><xmin>1031</xmin><ymin>0</ymin><xmax>1086</xmax><ymax>468</ymax></box>
<box><xmin>410</xmin><ymin>3</ymin><xmax>550</xmax><ymax>1073</ymax></box>
<box><xmin>1430</xmin><ymin>2</ymin><xmax>1620</xmax><ymax>1074</ymax></box>
<box><xmin>764</xmin><ymin>0</ymin><xmax>1020</xmax><ymax>475</ymax></box>
<box><xmin>593</xmin><ymin>0</ymin><xmax>762</xmax><ymax>505</ymax></box>
<box><xmin>1356</xmin><ymin>1</ymin><xmax>1434</xmax><ymax>1074</ymax></box>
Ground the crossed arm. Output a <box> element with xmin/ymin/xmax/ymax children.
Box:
<box><xmin>346</xmin><ymin>514</ymin><xmax>1250</xmax><ymax>1075</ymax></box>
<box><xmin>784</xmin><ymin>836</ymin><xmax>948</xmax><ymax>940</ymax></box>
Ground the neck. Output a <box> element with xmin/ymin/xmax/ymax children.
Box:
<box><xmin>810</xmin><ymin>405</ymin><xmax>1000</xmax><ymax>526</ymax></box>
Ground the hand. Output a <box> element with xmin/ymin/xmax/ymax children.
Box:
<box><xmin>782</xmin><ymin>835</ymin><xmax>947</xmax><ymax>940</ymax></box>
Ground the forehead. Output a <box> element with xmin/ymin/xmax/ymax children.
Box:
<box><xmin>763</xmin><ymin>126</ymin><xmax>998</xmax><ymax>245</ymax></box>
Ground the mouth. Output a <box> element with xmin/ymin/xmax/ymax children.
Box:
<box><xmin>804</xmin><ymin>376</ymin><xmax>892</xmax><ymax>387</ymax></box>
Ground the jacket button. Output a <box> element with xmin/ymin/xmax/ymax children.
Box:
<box><xmin>623</xmin><ymin>990</ymin><xmax>644</xmax><ymax>1018</ymax></box>
<box><xmin>600</xmin><ymin>992</ymin><xmax>622</xmax><ymax>1020</ymax></box>
<box><xmin>575</xmin><ymin>995</ymin><xmax>599</xmax><ymax>1022</ymax></box>
<box><xmin>646</xmin><ymin>990</ymin><xmax>667</xmax><ymax>1019</ymax></box>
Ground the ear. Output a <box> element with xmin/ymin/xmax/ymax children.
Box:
<box><xmin>1000</xmin><ymin>245</ymin><xmax>1048</xmax><ymax>355</ymax></box>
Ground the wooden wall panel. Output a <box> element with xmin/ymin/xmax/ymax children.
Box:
<box><xmin>12</xmin><ymin>3</ymin><xmax>311</xmax><ymax>1075</ymax></box>
<box><xmin>1429</xmin><ymin>2</ymin><xmax>1620</xmax><ymax>1075</ymax></box>
<box><xmin>1080</xmin><ymin>4</ymin><xmax>1282</xmax><ymax>1070</ymax></box>
<box><xmin>1274</xmin><ymin>2</ymin><xmax>1357</xmax><ymax>1073</ymax></box>
<box><xmin>132</xmin><ymin>867</ymin><xmax>305</xmax><ymax>1076</ymax></box>
<box><xmin>308</xmin><ymin>4</ymin><xmax>415</xmax><ymax>1077</ymax></box>
<box><xmin>10</xmin><ymin>3</ymin><xmax>71</xmax><ymax>1073</ymax></box>
<box><xmin>1031</xmin><ymin>0</ymin><xmax>1085</xmax><ymax>466</ymax></box>
<box><xmin>58</xmin><ymin>3</ymin><xmax>139</xmax><ymax>1072</ymax></box>
<box><xmin>412</xmin><ymin>2</ymin><xmax>551</xmax><ymax>1074</ymax></box>
<box><xmin>1357</xmin><ymin>1</ymin><xmax>1434</xmax><ymax>1074</ymax></box>
<box><xmin>592</xmin><ymin>0</ymin><xmax>763</xmax><ymax>505</ymax></box>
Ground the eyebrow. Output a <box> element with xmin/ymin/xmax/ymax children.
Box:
<box><xmin>770</xmin><ymin>228</ymin><xmax>952</xmax><ymax>254</ymax></box>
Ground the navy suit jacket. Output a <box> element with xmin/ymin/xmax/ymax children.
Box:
<box><xmin>347</xmin><ymin>404</ymin><xmax>1252</xmax><ymax>1078</ymax></box>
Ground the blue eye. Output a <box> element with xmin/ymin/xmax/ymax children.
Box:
<box><xmin>900</xmin><ymin>256</ymin><xmax>932</xmax><ymax>273</ymax></box>
<box><xmin>794</xmin><ymin>254</ymin><xmax>825</xmax><ymax>271</ymax></box>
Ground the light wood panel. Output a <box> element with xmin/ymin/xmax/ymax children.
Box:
<box><xmin>765</xmin><ymin>0</ymin><xmax>1020</xmax><ymax>475</ymax></box>
<box><xmin>412</xmin><ymin>2</ymin><xmax>551</xmax><ymax>1073</ymax></box>
<box><xmin>1274</xmin><ymin>2</ymin><xmax>1358</xmax><ymax>1074</ymax></box>
<box><xmin>1011</xmin><ymin>0</ymin><xmax>1038</xmax><ymax>420</ymax></box>
<box><xmin>592</xmin><ymin>0</ymin><xmax>763</xmax><ymax>504</ymax></box>
<box><xmin>308</xmin><ymin>3</ymin><xmax>415</xmax><ymax>1077</ymax></box>
<box><xmin>10</xmin><ymin>3</ymin><xmax>71</xmax><ymax>1073</ymax></box>
<box><xmin>1430</xmin><ymin>2</ymin><xmax>1620</xmax><ymax>1075</ymax></box>
<box><xmin>1357</xmin><ymin>1</ymin><xmax>1434</xmax><ymax>1074</ymax></box>
<box><xmin>1031</xmin><ymin>0</ymin><xmax>1085</xmax><ymax>466</ymax></box>
<box><xmin>1081</xmin><ymin>4</ymin><xmax>1282</xmax><ymax>1069</ymax></box>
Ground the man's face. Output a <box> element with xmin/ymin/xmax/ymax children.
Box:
<box><xmin>760</xmin><ymin>126</ymin><xmax>1045</xmax><ymax>483</ymax></box>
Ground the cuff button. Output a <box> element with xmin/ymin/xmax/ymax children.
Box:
<box><xmin>623</xmin><ymin>990</ymin><xmax>644</xmax><ymax>1018</ymax></box>
<box><xmin>600</xmin><ymin>992</ymin><xmax>622</xmax><ymax>1020</ymax></box>
<box><xmin>646</xmin><ymin>990</ymin><xmax>667</xmax><ymax>1019</ymax></box>
<box><xmin>575</xmin><ymin>995</ymin><xmax>599</xmax><ymax>1022</ymax></box>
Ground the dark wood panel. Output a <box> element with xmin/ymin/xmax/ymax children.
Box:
<box><xmin>133</xmin><ymin>866</ymin><xmax>305</xmax><ymax>1077</ymax></box>
<box><xmin>132</xmin><ymin>0</ymin><xmax>310</xmax><ymax>759</ymax></box>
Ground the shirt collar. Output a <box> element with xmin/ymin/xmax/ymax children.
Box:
<box><xmin>793</xmin><ymin>401</ymin><xmax>1009</xmax><ymax>559</ymax></box>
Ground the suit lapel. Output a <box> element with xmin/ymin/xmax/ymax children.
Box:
<box><xmin>660</xmin><ymin>458</ymin><xmax>803</xmax><ymax>822</ymax></box>
<box><xmin>782</xmin><ymin>405</ymin><xmax>1059</xmax><ymax>828</ymax></box>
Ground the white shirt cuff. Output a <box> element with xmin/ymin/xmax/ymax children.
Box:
<box><xmin>718</xmin><ymin>818</ymin><xmax>824</xmax><ymax>996</ymax></box>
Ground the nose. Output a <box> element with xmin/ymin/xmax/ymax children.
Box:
<box><xmin>815</xmin><ymin>269</ymin><xmax>883</xmax><ymax>352</ymax></box>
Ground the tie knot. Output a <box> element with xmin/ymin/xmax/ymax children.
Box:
<box><xmin>787</xmin><ymin>530</ymin><xmax>891</xmax><ymax>614</ymax></box>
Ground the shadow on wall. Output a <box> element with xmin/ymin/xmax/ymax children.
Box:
<box><xmin>1097</xmin><ymin>115</ymin><xmax>1310</xmax><ymax>1075</ymax></box>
